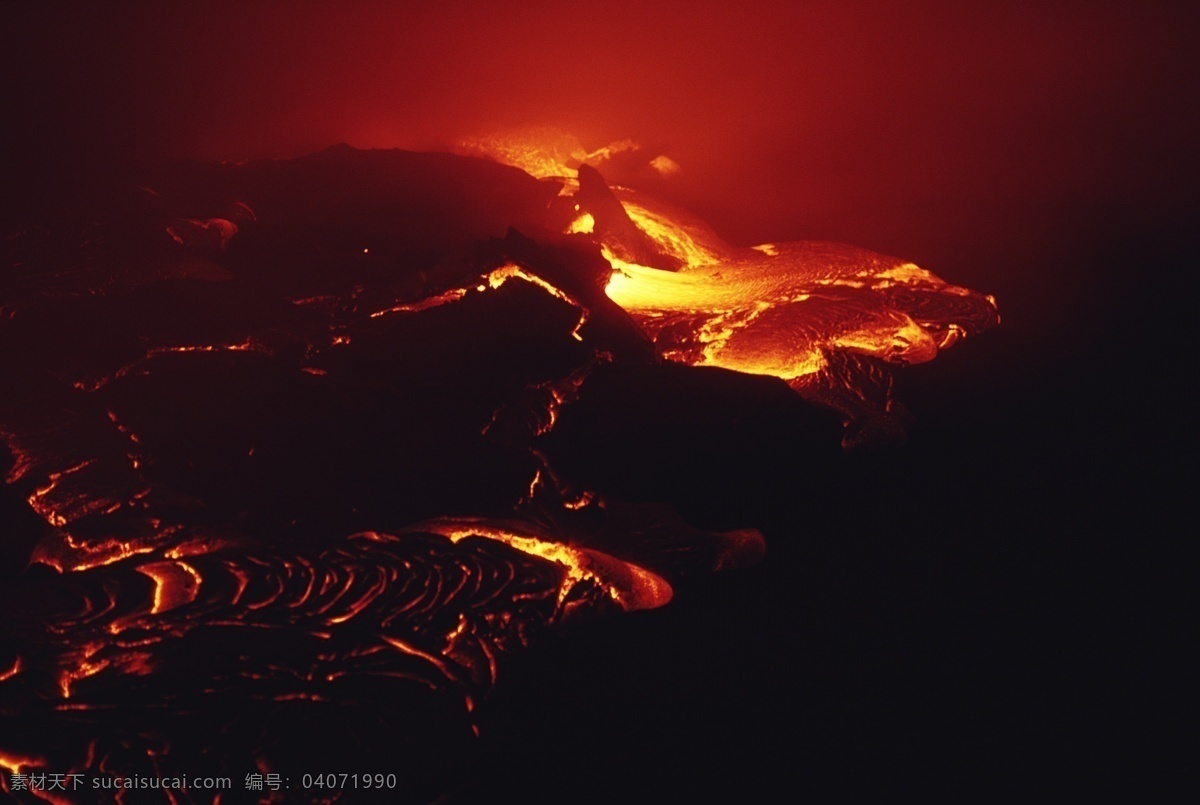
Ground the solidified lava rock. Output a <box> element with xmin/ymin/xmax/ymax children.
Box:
<box><xmin>1</xmin><ymin>146</ymin><xmax>823</xmax><ymax>802</ymax></box>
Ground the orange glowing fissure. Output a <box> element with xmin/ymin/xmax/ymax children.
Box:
<box><xmin>0</xmin><ymin>751</ymin><xmax>46</xmax><ymax>776</ymax></box>
<box><xmin>370</xmin><ymin>263</ymin><xmax>591</xmax><ymax>341</ymax></box>
<box><xmin>0</xmin><ymin>658</ymin><xmax>21</xmax><ymax>682</ymax></box>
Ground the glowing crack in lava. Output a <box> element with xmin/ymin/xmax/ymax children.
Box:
<box><xmin>0</xmin><ymin>133</ymin><xmax>994</xmax><ymax>800</ymax></box>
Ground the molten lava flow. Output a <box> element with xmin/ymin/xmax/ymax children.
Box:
<box><xmin>601</xmin><ymin>244</ymin><xmax>987</xmax><ymax>375</ymax></box>
<box><xmin>467</xmin><ymin>131</ymin><xmax>998</xmax><ymax>445</ymax></box>
<box><xmin>0</xmin><ymin>658</ymin><xmax>21</xmax><ymax>682</ymax></box>
<box><xmin>604</xmin><ymin>242</ymin><xmax>996</xmax><ymax>446</ymax></box>
<box><xmin>409</xmin><ymin>520</ymin><xmax>672</xmax><ymax>612</ymax></box>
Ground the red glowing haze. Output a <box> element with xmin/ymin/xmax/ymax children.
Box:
<box><xmin>3</xmin><ymin>1</ymin><xmax>1196</xmax><ymax>335</ymax></box>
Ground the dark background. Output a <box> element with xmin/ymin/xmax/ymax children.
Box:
<box><xmin>3</xmin><ymin>0</ymin><xmax>1194</xmax><ymax>798</ymax></box>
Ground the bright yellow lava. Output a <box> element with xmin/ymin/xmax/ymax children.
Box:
<box><xmin>598</xmin><ymin>218</ymin><xmax>992</xmax><ymax>383</ymax></box>
<box><xmin>567</xmin><ymin>212</ymin><xmax>595</xmax><ymax>234</ymax></box>
<box><xmin>458</xmin><ymin>132</ymin><xmax>995</xmax><ymax>394</ymax></box>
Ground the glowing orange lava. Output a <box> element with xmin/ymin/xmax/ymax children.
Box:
<box><xmin>137</xmin><ymin>561</ymin><xmax>202</xmax><ymax>614</ymax></box>
<box><xmin>0</xmin><ymin>657</ymin><xmax>22</xmax><ymax>682</ymax></box>
<box><xmin>393</xmin><ymin>522</ymin><xmax>673</xmax><ymax>612</ymax></box>
<box><xmin>0</xmin><ymin>751</ymin><xmax>44</xmax><ymax>775</ymax></box>
<box><xmin>466</xmin><ymin>131</ymin><xmax>998</xmax><ymax>444</ymax></box>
